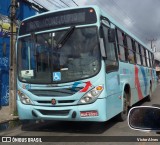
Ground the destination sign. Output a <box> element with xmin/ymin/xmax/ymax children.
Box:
<box><xmin>19</xmin><ymin>8</ymin><xmax>97</xmax><ymax>36</ymax></box>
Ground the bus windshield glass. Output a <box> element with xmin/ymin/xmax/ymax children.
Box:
<box><xmin>17</xmin><ymin>27</ymin><xmax>101</xmax><ymax>84</ymax></box>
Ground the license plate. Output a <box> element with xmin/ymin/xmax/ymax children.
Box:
<box><xmin>80</xmin><ymin>111</ymin><xmax>98</xmax><ymax>117</ymax></box>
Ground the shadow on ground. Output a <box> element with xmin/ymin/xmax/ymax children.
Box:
<box><xmin>21</xmin><ymin>116</ymin><xmax>120</xmax><ymax>134</ymax></box>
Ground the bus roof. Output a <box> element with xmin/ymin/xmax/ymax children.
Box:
<box><xmin>21</xmin><ymin>5</ymin><xmax>99</xmax><ymax>21</ymax></box>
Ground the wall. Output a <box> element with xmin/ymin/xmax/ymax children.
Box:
<box><xmin>0</xmin><ymin>0</ymin><xmax>36</xmax><ymax>107</ymax></box>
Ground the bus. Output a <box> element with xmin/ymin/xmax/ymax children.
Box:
<box><xmin>16</xmin><ymin>5</ymin><xmax>157</xmax><ymax>122</ymax></box>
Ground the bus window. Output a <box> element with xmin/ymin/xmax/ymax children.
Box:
<box><xmin>18</xmin><ymin>37</ymin><xmax>36</xmax><ymax>70</ymax></box>
<box><xmin>143</xmin><ymin>47</ymin><xmax>147</xmax><ymax>66</ymax></box>
<box><xmin>139</xmin><ymin>45</ymin><xmax>144</xmax><ymax>66</ymax></box>
<box><xmin>148</xmin><ymin>51</ymin><xmax>151</xmax><ymax>67</ymax></box>
<box><xmin>117</xmin><ymin>29</ymin><xmax>126</xmax><ymax>61</ymax></box>
<box><xmin>149</xmin><ymin>52</ymin><xmax>153</xmax><ymax>67</ymax></box>
<box><xmin>102</xmin><ymin>25</ymin><xmax>118</xmax><ymax>72</ymax></box>
<box><xmin>127</xmin><ymin>36</ymin><xmax>135</xmax><ymax>64</ymax></box>
<box><xmin>135</xmin><ymin>42</ymin><xmax>141</xmax><ymax>65</ymax></box>
<box><xmin>143</xmin><ymin>48</ymin><xmax>147</xmax><ymax>66</ymax></box>
<box><xmin>152</xmin><ymin>53</ymin><xmax>154</xmax><ymax>68</ymax></box>
<box><xmin>142</xmin><ymin>47</ymin><xmax>147</xmax><ymax>66</ymax></box>
<box><xmin>146</xmin><ymin>49</ymin><xmax>150</xmax><ymax>67</ymax></box>
<box><xmin>36</xmin><ymin>33</ymin><xmax>51</xmax><ymax>72</ymax></box>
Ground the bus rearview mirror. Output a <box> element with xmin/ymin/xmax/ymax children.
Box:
<box><xmin>128</xmin><ymin>106</ymin><xmax>160</xmax><ymax>131</ymax></box>
<box><xmin>108</xmin><ymin>28</ymin><xmax>115</xmax><ymax>43</ymax></box>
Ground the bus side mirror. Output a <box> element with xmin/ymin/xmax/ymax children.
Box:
<box><xmin>108</xmin><ymin>28</ymin><xmax>115</xmax><ymax>43</ymax></box>
<box><xmin>128</xmin><ymin>106</ymin><xmax>160</xmax><ymax>131</ymax></box>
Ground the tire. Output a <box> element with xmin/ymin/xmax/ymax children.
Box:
<box><xmin>117</xmin><ymin>92</ymin><xmax>129</xmax><ymax>121</ymax></box>
<box><xmin>147</xmin><ymin>85</ymin><xmax>152</xmax><ymax>102</ymax></box>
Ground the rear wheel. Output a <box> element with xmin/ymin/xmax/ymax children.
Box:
<box><xmin>117</xmin><ymin>92</ymin><xmax>129</xmax><ymax>121</ymax></box>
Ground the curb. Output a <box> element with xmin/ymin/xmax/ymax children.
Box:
<box><xmin>0</xmin><ymin>116</ymin><xmax>19</xmax><ymax>124</ymax></box>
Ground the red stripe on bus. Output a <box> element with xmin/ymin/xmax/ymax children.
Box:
<box><xmin>80</xmin><ymin>81</ymin><xmax>92</xmax><ymax>92</ymax></box>
<box><xmin>135</xmin><ymin>66</ymin><xmax>143</xmax><ymax>100</ymax></box>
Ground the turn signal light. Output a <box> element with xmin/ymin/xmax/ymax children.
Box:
<box><xmin>96</xmin><ymin>86</ymin><xmax>103</xmax><ymax>91</ymax></box>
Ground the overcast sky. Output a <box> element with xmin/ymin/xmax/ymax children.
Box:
<box><xmin>32</xmin><ymin>0</ymin><xmax>160</xmax><ymax>59</ymax></box>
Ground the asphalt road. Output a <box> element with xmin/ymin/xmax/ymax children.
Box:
<box><xmin>1</xmin><ymin>84</ymin><xmax>160</xmax><ymax>145</ymax></box>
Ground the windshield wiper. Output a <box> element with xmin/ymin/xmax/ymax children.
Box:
<box><xmin>57</xmin><ymin>26</ymin><xmax>75</xmax><ymax>49</ymax></box>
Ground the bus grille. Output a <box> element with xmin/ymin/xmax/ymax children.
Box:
<box><xmin>38</xmin><ymin>110</ymin><xmax>70</xmax><ymax>116</ymax></box>
<box><xmin>29</xmin><ymin>87</ymin><xmax>82</xmax><ymax>97</ymax></box>
<box><xmin>37</xmin><ymin>100</ymin><xmax>75</xmax><ymax>104</ymax></box>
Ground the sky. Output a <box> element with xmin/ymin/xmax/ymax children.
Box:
<box><xmin>31</xmin><ymin>0</ymin><xmax>160</xmax><ymax>60</ymax></box>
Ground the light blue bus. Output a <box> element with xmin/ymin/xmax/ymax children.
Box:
<box><xmin>16</xmin><ymin>5</ymin><xmax>157</xmax><ymax>122</ymax></box>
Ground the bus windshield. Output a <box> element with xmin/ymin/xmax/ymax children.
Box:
<box><xmin>17</xmin><ymin>26</ymin><xmax>101</xmax><ymax>84</ymax></box>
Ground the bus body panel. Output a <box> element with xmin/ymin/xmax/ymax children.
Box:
<box><xmin>17</xmin><ymin>98</ymin><xmax>109</xmax><ymax>122</ymax></box>
<box><xmin>119</xmin><ymin>61</ymin><xmax>157</xmax><ymax>106</ymax></box>
<box><xmin>16</xmin><ymin>5</ymin><xmax>157</xmax><ymax>122</ymax></box>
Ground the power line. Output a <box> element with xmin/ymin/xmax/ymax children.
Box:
<box><xmin>72</xmin><ymin>0</ymin><xmax>78</xmax><ymax>6</ymax></box>
<box><xmin>46</xmin><ymin>0</ymin><xmax>62</xmax><ymax>9</ymax></box>
<box><xmin>20</xmin><ymin>0</ymin><xmax>48</xmax><ymax>12</ymax></box>
<box><xmin>33</xmin><ymin>0</ymin><xmax>48</xmax><ymax>10</ymax></box>
<box><xmin>112</xmin><ymin>0</ymin><xmax>134</xmax><ymax>23</ymax></box>
<box><xmin>53</xmin><ymin>0</ymin><xmax>65</xmax><ymax>8</ymax></box>
<box><xmin>59</xmin><ymin>0</ymin><xmax>70</xmax><ymax>7</ymax></box>
<box><xmin>95</xmin><ymin>0</ymin><xmax>146</xmax><ymax>43</ymax></box>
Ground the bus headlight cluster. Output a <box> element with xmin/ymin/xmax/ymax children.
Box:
<box><xmin>78</xmin><ymin>85</ymin><xmax>103</xmax><ymax>104</ymax></box>
<box><xmin>18</xmin><ymin>90</ymin><xmax>33</xmax><ymax>105</ymax></box>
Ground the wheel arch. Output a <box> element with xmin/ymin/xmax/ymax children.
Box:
<box><xmin>150</xmin><ymin>80</ymin><xmax>152</xmax><ymax>89</ymax></box>
<box><xmin>122</xmin><ymin>83</ymin><xmax>131</xmax><ymax>106</ymax></box>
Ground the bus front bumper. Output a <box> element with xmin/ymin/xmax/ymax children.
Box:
<box><xmin>17</xmin><ymin>98</ymin><xmax>107</xmax><ymax>122</ymax></box>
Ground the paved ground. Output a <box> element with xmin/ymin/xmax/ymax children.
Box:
<box><xmin>0</xmin><ymin>106</ymin><xmax>18</xmax><ymax>124</ymax></box>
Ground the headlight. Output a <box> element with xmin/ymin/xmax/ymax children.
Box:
<box><xmin>18</xmin><ymin>90</ymin><xmax>33</xmax><ymax>105</ymax></box>
<box><xmin>78</xmin><ymin>85</ymin><xmax>103</xmax><ymax>105</ymax></box>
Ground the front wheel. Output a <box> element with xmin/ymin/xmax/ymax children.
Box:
<box><xmin>117</xmin><ymin>92</ymin><xmax>129</xmax><ymax>121</ymax></box>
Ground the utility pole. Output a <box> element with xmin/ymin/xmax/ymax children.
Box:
<box><xmin>147</xmin><ymin>38</ymin><xmax>157</xmax><ymax>50</ymax></box>
<box><xmin>9</xmin><ymin>0</ymin><xmax>17</xmax><ymax>115</ymax></box>
<box><xmin>8</xmin><ymin>0</ymin><xmax>47</xmax><ymax>115</ymax></box>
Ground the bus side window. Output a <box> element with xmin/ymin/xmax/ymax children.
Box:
<box><xmin>132</xmin><ymin>40</ymin><xmax>137</xmax><ymax>64</ymax></box>
<box><xmin>135</xmin><ymin>42</ymin><xmax>141</xmax><ymax>65</ymax></box>
<box><xmin>102</xmin><ymin>25</ymin><xmax>118</xmax><ymax>72</ymax></box>
<box><xmin>141</xmin><ymin>46</ymin><xmax>146</xmax><ymax>66</ymax></box>
<box><xmin>144</xmin><ymin>48</ymin><xmax>148</xmax><ymax>67</ymax></box>
<box><xmin>146</xmin><ymin>50</ymin><xmax>150</xmax><ymax>67</ymax></box>
<box><xmin>126</xmin><ymin>36</ymin><xmax>135</xmax><ymax>64</ymax></box>
<box><xmin>116</xmin><ymin>29</ymin><xmax>127</xmax><ymax>61</ymax></box>
<box><xmin>148</xmin><ymin>51</ymin><xmax>151</xmax><ymax>67</ymax></box>
<box><xmin>138</xmin><ymin>44</ymin><xmax>143</xmax><ymax>65</ymax></box>
<box><xmin>152</xmin><ymin>53</ymin><xmax>154</xmax><ymax>68</ymax></box>
<box><xmin>149</xmin><ymin>52</ymin><xmax>152</xmax><ymax>67</ymax></box>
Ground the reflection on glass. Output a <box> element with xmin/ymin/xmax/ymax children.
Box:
<box><xmin>17</xmin><ymin>27</ymin><xmax>101</xmax><ymax>84</ymax></box>
<box><xmin>129</xmin><ymin>107</ymin><xmax>160</xmax><ymax>130</ymax></box>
